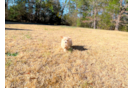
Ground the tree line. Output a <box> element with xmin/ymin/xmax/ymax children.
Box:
<box><xmin>5</xmin><ymin>0</ymin><xmax>128</xmax><ymax>31</ymax></box>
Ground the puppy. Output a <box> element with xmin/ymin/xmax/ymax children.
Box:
<box><xmin>61</xmin><ymin>36</ymin><xmax>72</xmax><ymax>52</ymax></box>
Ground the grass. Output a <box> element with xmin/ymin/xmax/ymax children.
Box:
<box><xmin>68</xmin><ymin>47</ymin><xmax>73</xmax><ymax>53</ymax></box>
<box><xmin>44</xmin><ymin>28</ymin><xmax>48</xmax><ymax>30</ymax></box>
<box><xmin>5</xmin><ymin>23</ymin><xmax>128</xmax><ymax>88</ymax></box>
<box><xmin>25</xmin><ymin>35</ymin><xmax>31</xmax><ymax>39</ymax></box>
<box><xmin>5</xmin><ymin>59</ymin><xmax>12</xmax><ymax>67</ymax></box>
<box><xmin>5</xmin><ymin>52</ymin><xmax>18</xmax><ymax>56</ymax></box>
<box><xmin>61</xmin><ymin>25</ymin><xmax>77</xmax><ymax>29</ymax></box>
<box><xmin>25</xmin><ymin>33</ymin><xmax>31</xmax><ymax>39</ymax></box>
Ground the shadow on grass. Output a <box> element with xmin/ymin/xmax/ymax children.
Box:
<box><xmin>5</xmin><ymin>21</ymin><xmax>44</xmax><ymax>25</ymax></box>
<box><xmin>5</xmin><ymin>21</ymin><xmax>71</xmax><ymax>27</ymax></box>
<box><xmin>72</xmin><ymin>45</ymin><xmax>88</xmax><ymax>51</ymax></box>
<box><xmin>5</xmin><ymin>28</ymin><xmax>32</xmax><ymax>31</ymax></box>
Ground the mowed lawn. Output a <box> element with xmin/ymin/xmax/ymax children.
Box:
<box><xmin>5</xmin><ymin>23</ymin><xmax>128</xmax><ymax>88</ymax></box>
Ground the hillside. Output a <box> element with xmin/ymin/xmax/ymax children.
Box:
<box><xmin>5</xmin><ymin>23</ymin><xmax>128</xmax><ymax>88</ymax></box>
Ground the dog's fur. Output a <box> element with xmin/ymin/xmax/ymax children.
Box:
<box><xmin>61</xmin><ymin>36</ymin><xmax>72</xmax><ymax>52</ymax></box>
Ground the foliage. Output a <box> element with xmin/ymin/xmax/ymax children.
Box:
<box><xmin>98</xmin><ymin>12</ymin><xmax>114</xmax><ymax>30</ymax></box>
<box><xmin>5</xmin><ymin>0</ymin><xmax>128</xmax><ymax>31</ymax></box>
<box><xmin>8</xmin><ymin>4</ymin><xmax>25</xmax><ymax>21</ymax></box>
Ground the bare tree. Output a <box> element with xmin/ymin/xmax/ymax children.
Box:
<box><xmin>114</xmin><ymin>0</ymin><xmax>128</xmax><ymax>31</ymax></box>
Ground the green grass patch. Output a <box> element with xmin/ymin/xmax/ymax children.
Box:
<box><xmin>25</xmin><ymin>34</ymin><xmax>31</xmax><ymax>39</ymax></box>
<box><xmin>44</xmin><ymin>28</ymin><xmax>48</xmax><ymax>30</ymax></box>
<box><xmin>12</xmin><ymin>36</ymin><xmax>16</xmax><ymax>39</ymax></box>
<box><xmin>5</xmin><ymin>59</ymin><xmax>12</xmax><ymax>67</ymax></box>
<box><xmin>61</xmin><ymin>26</ymin><xmax>76</xmax><ymax>28</ymax></box>
<box><xmin>68</xmin><ymin>47</ymin><xmax>73</xmax><ymax>53</ymax></box>
<box><xmin>5</xmin><ymin>52</ymin><xmax>18</xmax><ymax>56</ymax></box>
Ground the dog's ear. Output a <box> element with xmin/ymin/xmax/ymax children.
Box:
<box><xmin>61</xmin><ymin>36</ymin><xmax>63</xmax><ymax>39</ymax></box>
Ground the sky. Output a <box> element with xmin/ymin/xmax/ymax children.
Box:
<box><xmin>59</xmin><ymin>0</ymin><xmax>69</xmax><ymax>14</ymax></box>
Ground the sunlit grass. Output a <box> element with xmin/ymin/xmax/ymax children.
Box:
<box><xmin>5</xmin><ymin>23</ymin><xmax>128</xmax><ymax>88</ymax></box>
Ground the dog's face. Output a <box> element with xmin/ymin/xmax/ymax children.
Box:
<box><xmin>61</xmin><ymin>36</ymin><xmax>70</xmax><ymax>44</ymax></box>
<box><xmin>61</xmin><ymin>36</ymin><xmax>70</xmax><ymax>45</ymax></box>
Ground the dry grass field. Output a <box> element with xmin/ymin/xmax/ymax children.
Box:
<box><xmin>5</xmin><ymin>23</ymin><xmax>128</xmax><ymax>88</ymax></box>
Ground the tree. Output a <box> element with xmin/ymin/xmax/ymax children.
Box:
<box><xmin>5</xmin><ymin>0</ymin><xmax>8</xmax><ymax>20</ymax></box>
<box><xmin>82</xmin><ymin>0</ymin><xmax>104</xmax><ymax>29</ymax></box>
<box><xmin>115</xmin><ymin>0</ymin><xmax>127</xmax><ymax>31</ymax></box>
<box><xmin>107</xmin><ymin>0</ymin><xmax>128</xmax><ymax>31</ymax></box>
<box><xmin>6</xmin><ymin>0</ymin><xmax>128</xmax><ymax>31</ymax></box>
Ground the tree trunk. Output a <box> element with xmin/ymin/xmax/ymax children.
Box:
<box><xmin>93</xmin><ymin>8</ymin><xmax>97</xmax><ymax>29</ymax></box>
<box><xmin>115</xmin><ymin>14</ymin><xmax>121</xmax><ymax>31</ymax></box>
<box><xmin>76</xmin><ymin>4</ymin><xmax>78</xmax><ymax>26</ymax></box>
<box><xmin>6</xmin><ymin>0</ymin><xmax>8</xmax><ymax>10</ymax></box>
<box><xmin>115</xmin><ymin>0</ymin><xmax>123</xmax><ymax>31</ymax></box>
<box><xmin>35</xmin><ymin>3</ymin><xmax>38</xmax><ymax>22</ymax></box>
<box><xmin>5</xmin><ymin>0</ymin><xmax>8</xmax><ymax>19</ymax></box>
<box><xmin>93</xmin><ymin>1</ymin><xmax>96</xmax><ymax>29</ymax></box>
<box><xmin>115</xmin><ymin>13</ymin><xmax>121</xmax><ymax>31</ymax></box>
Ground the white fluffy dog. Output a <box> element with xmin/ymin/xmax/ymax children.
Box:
<box><xmin>61</xmin><ymin>36</ymin><xmax>72</xmax><ymax>52</ymax></box>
